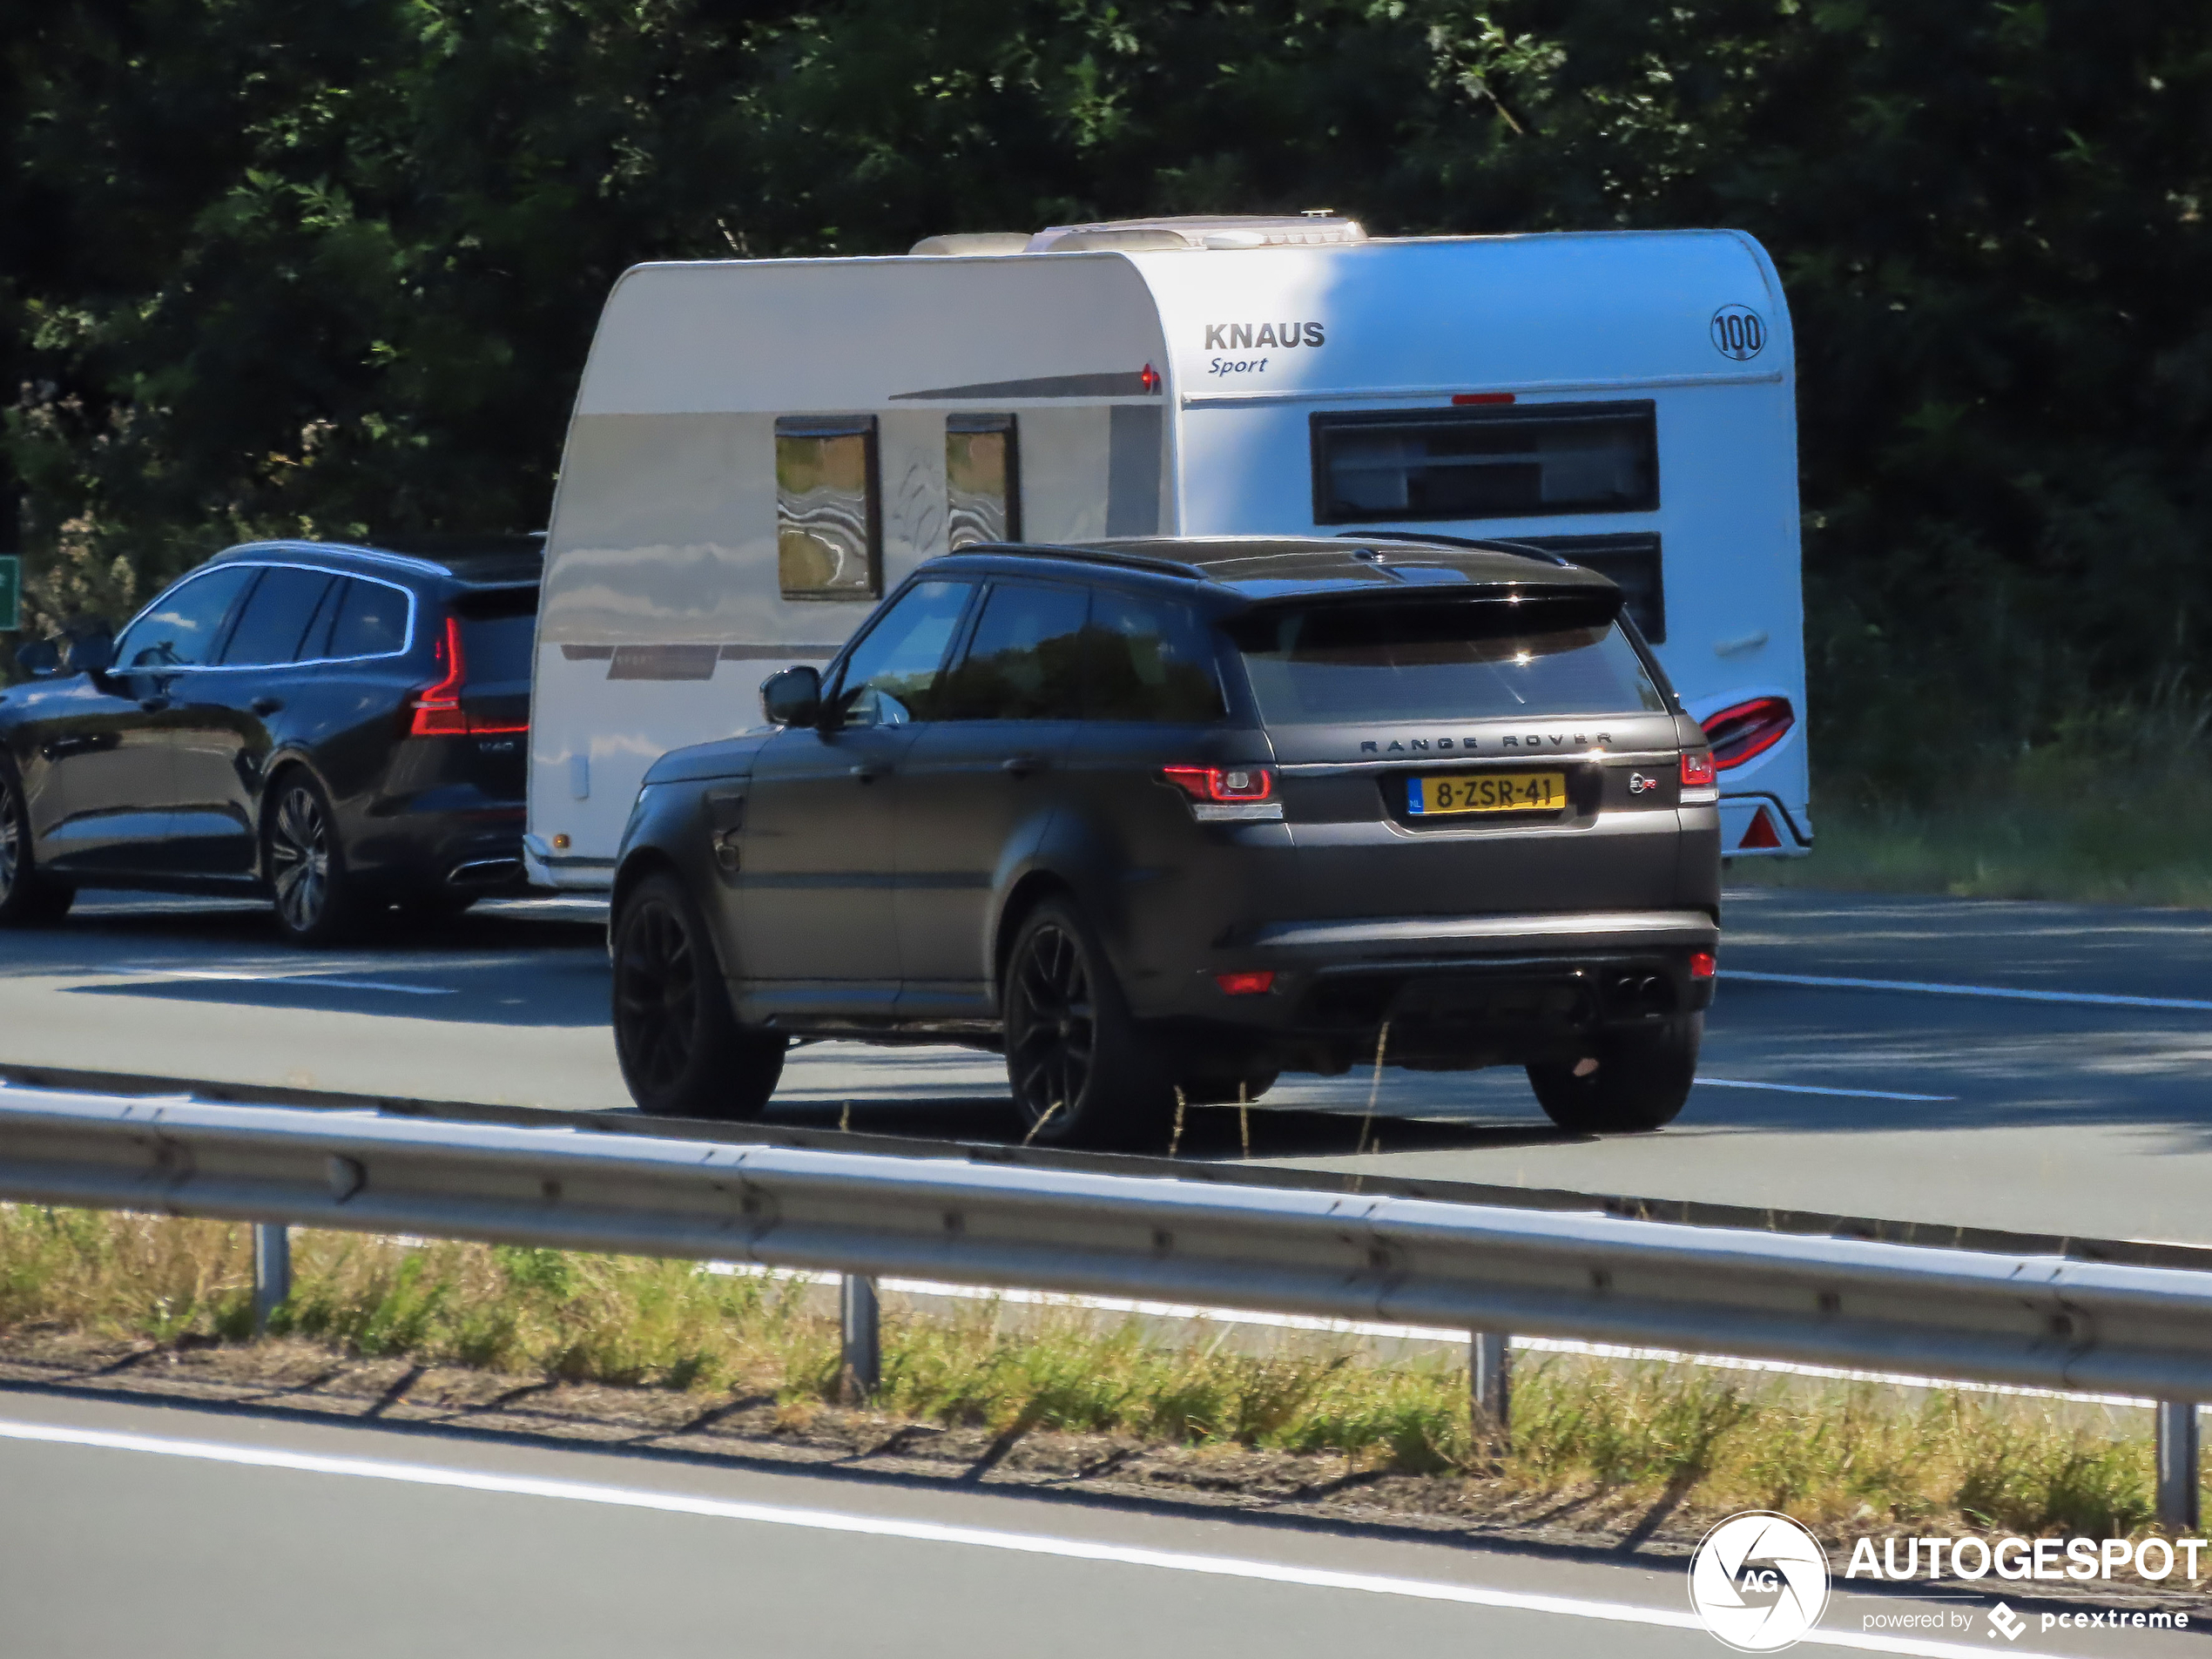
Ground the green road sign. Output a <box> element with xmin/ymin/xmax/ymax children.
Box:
<box><xmin>0</xmin><ymin>556</ymin><xmax>17</xmax><ymax>632</ymax></box>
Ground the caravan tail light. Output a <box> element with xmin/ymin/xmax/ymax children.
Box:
<box><xmin>1701</xmin><ymin>696</ymin><xmax>1796</xmax><ymax>771</ymax></box>
<box><xmin>1161</xmin><ymin>765</ymin><xmax>1276</xmax><ymax>804</ymax></box>
<box><xmin>407</xmin><ymin>617</ymin><xmax>529</xmax><ymax>738</ymax></box>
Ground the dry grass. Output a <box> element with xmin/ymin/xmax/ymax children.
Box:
<box><xmin>0</xmin><ymin>1205</ymin><xmax>2178</xmax><ymax>1540</ymax></box>
<box><xmin>1743</xmin><ymin>693</ymin><xmax>2212</xmax><ymax>907</ymax></box>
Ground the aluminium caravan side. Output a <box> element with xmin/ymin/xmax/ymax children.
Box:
<box><xmin>525</xmin><ymin>219</ymin><xmax>1807</xmax><ymax>889</ymax></box>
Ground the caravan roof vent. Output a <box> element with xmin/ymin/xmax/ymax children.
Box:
<box><xmin>907</xmin><ymin>232</ymin><xmax>1035</xmax><ymax>257</ymax></box>
<box><xmin>1028</xmin><ymin>214</ymin><xmax>1368</xmax><ymax>253</ymax></box>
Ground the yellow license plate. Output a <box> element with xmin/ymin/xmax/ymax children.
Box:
<box><xmin>1409</xmin><ymin>771</ymin><xmax>1567</xmax><ymax>816</ymax></box>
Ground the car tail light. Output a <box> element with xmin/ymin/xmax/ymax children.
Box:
<box><xmin>1215</xmin><ymin>970</ymin><xmax>1276</xmax><ymax>996</ymax></box>
<box><xmin>1161</xmin><ymin>765</ymin><xmax>1275</xmax><ymax>804</ymax></box>
<box><xmin>407</xmin><ymin>617</ymin><xmax>528</xmax><ymax>738</ymax></box>
<box><xmin>1701</xmin><ymin>696</ymin><xmax>1795</xmax><ymax>771</ymax></box>
<box><xmin>1689</xmin><ymin>951</ymin><xmax>1716</xmax><ymax>980</ymax></box>
<box><xmin>1679</xmin><ymin>750</ymin><xmax>1716</xmax><ymax>789</ymax></box>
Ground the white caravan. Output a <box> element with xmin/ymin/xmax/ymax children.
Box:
<box><xmin>525</xmin><ymin>216</ymin><xmax>1807</xmax><ymax>891</ymax></box>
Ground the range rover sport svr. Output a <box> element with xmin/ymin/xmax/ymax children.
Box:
<box><xmin>609</xmin><ymin>536</ymin><xmax>1722</xmax><ymax>1145</ymax></box>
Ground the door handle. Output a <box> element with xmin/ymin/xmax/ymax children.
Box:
<box><xmin>251</xmin><ymin>697</ymin><xmax>284</xmax><ymax>717</ymax></box>
<box><xmin>849</xmin><ymin>761</ymin><xmax>891</xmax><ymax>782</ymax></box>
<box><xmin>138</xmin><ymin>697</ymin><xmax>171</xmax><ymax>713</ymax></box>
<box><xmin>1001</xmin><ymin>754</ymin><xmax>1048</xmax><ymax>777</ymax></box>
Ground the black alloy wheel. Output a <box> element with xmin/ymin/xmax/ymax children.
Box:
<box><xmin>1006</xmin><ymin>917</ymin><xmax>1094</xmax><ymax>1128</ymax></box>
<box><xmin>0</xmin><ymin>765</ymin><xmax>74</xmax><ymax>927</ymax></box>
<box><xmin>1526</xmin><ymin>1012</ymin><xmax>1702</xmax><ymax>1135</ymax></box>
<box><xmin>1001</xmin><ymin>897</ymin><xmax>1173</xmax><ymax>1149</ymax></box>
<box><xmin>611</xmin><ymin>871</ymin><xmax>783</xmax><ymax>1119</ymax></box>
<box><xmin>266</xmin><ymin>775</ymin><xmax>361</xmax><ymax>944</ymax></box>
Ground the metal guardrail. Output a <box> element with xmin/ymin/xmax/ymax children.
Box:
<box><xmin>0</xmin><ymin>1085</ymin><xmax>2204</xmax><ymax>1525</ymax></box>
<box><xmin>7</xmin><ymin>1056</ymin><xmax>2210</xmax><ymax>1278</ymax></box>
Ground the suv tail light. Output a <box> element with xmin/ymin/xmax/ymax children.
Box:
<box><xmin>1680</xmin><ymin>750</ymin><xmax>1716</xmax><ymax>789</ymax></box>
<box><xmin>407</xmin><ymin>617</ymin><xmax>528</xmax><ymax>738</ymax></box>
<box><xmin>1161</xmin><ymin>765</ymin><xmax>1275</xmax><ymax>804</ymax></box>
<box><xmin>1700</xmin><ymin>696</ymin><xmax>1795</xmax><ymax>771</ymax></box>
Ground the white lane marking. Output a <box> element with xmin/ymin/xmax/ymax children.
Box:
<box><xmin>105</xmin><ymin>967</ymin><xmax>453</xmax><ymax>996</ymax></box>
<box><xmin>1694</xmin><ymin>1076</ymin><xmax>1956</xmax><ymax>1103</ymax></box>
<box><xmin>0</xmin><ymin>1420</ymin><xmax>2041</xmax><ymax>1657</ymax></box>
<box><xmin>1723</xmin><ymin>968</ymin><xmax>2212</xmax><ymax>1013</ymax></box>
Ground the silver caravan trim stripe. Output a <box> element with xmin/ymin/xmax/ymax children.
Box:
<box><xmin>1182</xmin><ymin>368</ymin><xmax>1787</xmax><ymax>409</ymax></box>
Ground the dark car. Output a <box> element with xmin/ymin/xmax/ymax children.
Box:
<box><xmin>608</xmin><ymin>536</ymin><xmax>1721</xmax><ymax>1145</ymax></box>
<box><xmin>0</xmin><ymin>536</ymin><xmax>540</xmax><ymax>941</ymax></box>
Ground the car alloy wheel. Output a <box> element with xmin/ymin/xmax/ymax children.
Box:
<box><xmin>268</xmin><ymin>784</ymin><xmax>332</xmax><ymax>934</ymax></box>
<box><xmin>615</xmin><ymin>894</ymin><xmax>700</xmax><ymax>1093</ymax></box>
<box><xmin>1005</xmin><ymin>917</ymin><xmax>1096</xmax><ymax>1133</ymax></box>
<box><xmin>0</xmin><ymin>772</ymin><xmax>19</xmax><ymax>906</ymax></box>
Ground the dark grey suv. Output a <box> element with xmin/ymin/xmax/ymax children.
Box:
<box><xmin>609</xmin><ymin>537</ymin><xmax>1721</xmax><ymax>1145</ymax></box>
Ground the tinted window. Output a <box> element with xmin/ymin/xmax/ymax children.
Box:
<box><xmin>1312</xmin><ymin>403</ymin><xmax>1657</xmax><ymax>523</ymax></box>
<box><xmin>947</xmin><ymin>415</ymin><xmax>1020</xmax><ymax>549</ymax></box>
<box><xmin>324</xmin><ymin>578</ymin><xmax>410</xmax><ymax>658</ymax></box>
<box><xmin>1232</xmin><ymin>598</ymin><xmax>1667</xmax><ymax>725</ymax></box>
<box><xmin>937</xmin><ymin>583</ymin><xmax>1085</xmax><ymax>720</ymax></box>
<box><xmin>1086</xmin><ymin>590</ymin><xmax>1228</xmax><ymax>723</ymax></box>
<box><xmin>221</xmin><ymin>567</ymin><xmax>338</xmax><ymax>665</ymax></box>
<box><xmin>778</xmin><ymin>417</ymin><xmax>881</xmax><ymax>600</ymax></box>
<box><xmin>115</xmin><ymin>566</ymin><xmax>259</xmax><ymax>670</ymax></box>
<box><xmin>833</xmin><ymin>579</ymin><xmax>970</xmax><ymax>726</ymax></box>
<box><xmin>453</xmin><ymin>585</ymin><xmax>539</xmax><ymax>685</ymax></box>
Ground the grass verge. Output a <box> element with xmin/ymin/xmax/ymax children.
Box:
<box><xmin>1739</xmin><ymin>691</ymin><xmax>2212</xmax><ymax>907</ymax></box>
<box><xmin>0</xmin><ymin>1204</ymin><xmax>2195</xmax><ymax>1558</ymax></box>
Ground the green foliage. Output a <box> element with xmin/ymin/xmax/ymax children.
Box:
<box><xmin>5</xmin><ymin>1</ymin><xmax>2210</xmax><ymax>751</ymax></box>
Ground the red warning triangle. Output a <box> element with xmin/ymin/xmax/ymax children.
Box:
<box><xmin>1739</xmin><ymin>806</ymin><xmax>1783</xmax><ymax>850</ymax></box>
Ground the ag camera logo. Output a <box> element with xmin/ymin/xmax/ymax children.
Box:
<box><xmin>1689</xmin><ymin>1511</ymin><xmax>1831</xmax><ymax>1651</ymax></box>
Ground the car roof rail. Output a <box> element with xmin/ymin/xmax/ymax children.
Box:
<box><xmin>962</xmin><ymin>542</ymin><xmax>1212</xmax><ymax>581</ymax></box>
<box><xmin>1331</xmin><ymin>529</ymin><xmax>1574</xmax><ymax>567</ymax></box>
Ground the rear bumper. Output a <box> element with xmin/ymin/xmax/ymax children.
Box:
<box><xmin>1143</xmin><ymin>909</ymin><xmax>1719</xmax><ymax>1074</ymax></box>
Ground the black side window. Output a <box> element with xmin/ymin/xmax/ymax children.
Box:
<box><xmin>221</xmin><ymin>567</ymin><xmax>339</xmax><ymax>665</ymax></box>
<box><xmin>832</xmin><ymin>578</ymin><xmax>972</xmax><ymax>727</ymax></box>
<box><xmin>1085</xmin><ymin>590</ymin><xmax>1228</xmax><ymax>723</ymax></box>
<box><xmin>936</xmin><ymin>582</ymin><xmax>1087</xmax><ymax>721</ymax></box>
<box><xmin>322</xmin><ymin>579</ymin><xmax>410</xmax><ymax>659</ymax></box>
<box><xmin>114</xmin><ymin>566</ymin><xmax>259</xmax><ymax>670</ymax></box>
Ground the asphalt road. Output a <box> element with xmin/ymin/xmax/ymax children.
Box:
<box><xmin>0</xmin><ymin>1389</ymin><xmax>2178</xmax><ymax>1659</ymax></box>
<box><xmin>3</xmin><ymin>885</ymin><xmax>2211</xmax><ymax>1244</ymax></box>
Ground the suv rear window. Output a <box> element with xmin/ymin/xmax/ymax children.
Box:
<box><xmin>1231</xmin><ymin>597</ymin><xmax>1667</xmax><ymax>725</ymax></box>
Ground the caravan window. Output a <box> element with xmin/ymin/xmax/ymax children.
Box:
<box><xmin>777</xmin><ymin>416</ymin><xmax>882</xmax><ymax>601</ymax></box>
<box><xmin>947</xmin><ymin>415</ymin><xmax>1021</xmax><ymax>549</ymax></box>
<box><xmin>1311</xmin><ymin>401</ymin><xmax>1657</xmax><ymax>524</ymax></box>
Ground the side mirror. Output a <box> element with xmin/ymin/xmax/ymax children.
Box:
<box><xmin>13</xmin><ymin>639</ymin><xmax>60</xmax><ymax>678</ymax></box>
<box><xmin>760</xmin><ymin>664</ymin><xmax>822</xmax><ymax>727</ymax></box>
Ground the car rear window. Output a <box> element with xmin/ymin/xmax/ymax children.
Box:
<box><xmin>452</xmin><ymin>586</ymin><xmax>539</xmax><ymax>685</ymax></box>
<box><xmin>1230</xmin><ymin>597</ymin><xmax>1667</xmax><ymax>725</ymax></box>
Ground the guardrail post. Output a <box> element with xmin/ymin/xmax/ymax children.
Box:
<box><xmin>2156</xmin><ymin>1400</ymin><xmax>2200</xmax><ymax>1530</ymax></box>
<box><xmin>252</xmin><ymin>1223</ymin><xmax>291</xmax><ymax>1336</ymax></box>
<box><xmin>1471</xmin><ymin>1329</ymin><xmax>1511</xmax><ymax>1467</ymax></box>
<box><xmin>840</xmin><ymin>1274</ymin><xmax>880</xmax><ymax>1404</ymax></box>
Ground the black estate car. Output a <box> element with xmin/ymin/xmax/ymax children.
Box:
<box><xmin>610</xmin><ymin>536</ymin><xmax>1722</xmax><ymax>1144</ymax></box>
<box><xmin>0</xmin><ymin>537</ymin><xmax>540</xmax><ymax>941</ymax></box>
